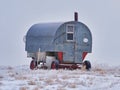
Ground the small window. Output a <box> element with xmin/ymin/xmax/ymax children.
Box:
<box><xmin>67</xmin><ymin>33</ymin><xmax>73</xmax><ymax>40</ymax></box>
<box><xmin>67</xmin><ymin>26</ymin><xmax>74</xmax><ymax>32</ymax></box>
<box><xmin>66</xmin><ymin>25</ymin><xmax>74</xmax><ymax>41</ymax></box>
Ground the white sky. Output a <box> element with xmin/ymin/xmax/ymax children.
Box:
<box><xmin>0</xmin><ymin>0</ymin><xmax>120</xmax><ymax>66</ymax></box>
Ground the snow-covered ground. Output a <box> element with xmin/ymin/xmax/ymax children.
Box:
<box><xmin>0</xmin><ymin>64</ymin><xmax>120</xmax><ymax>90</ymax></box>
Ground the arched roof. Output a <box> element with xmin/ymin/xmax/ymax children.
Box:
<box><xmin>26</xmin><ymin>22</ymin><xmax>63</xmax><ymax>52</ymax></box>
<box><xmin>26</xmin><ymin>22</ymin><xmax>63</xmax><ymax>37</ymax></box>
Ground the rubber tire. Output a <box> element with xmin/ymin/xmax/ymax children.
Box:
<box><xmin>51</xmin><ymin>60</ymin><xmax>59</xmax><ymax>70</ymax></box>
<box><xmin>83</xmin><ymin>60</ymin><xmax>91</xmax><ymax>70</ymax></box>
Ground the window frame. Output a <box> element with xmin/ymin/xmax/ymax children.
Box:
<box><xmin>66</xmin><ymin>24</ymin><xmax>74</xmax><ymax>42</ymax></box>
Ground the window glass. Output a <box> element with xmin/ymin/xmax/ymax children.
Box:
<box><xmin>67</xmin><ymin>33</ymin><xmax>73</xmax><ymax>40</ymax></box>
<box><xmin>66</xmin><ymin>25</ymin><xmax>74</xmax><ymax>41</ymax></box>
<box><xmin>67</xmin><ymin>26</ymin><xmax>74</xmax><ymax>32</ymax></box>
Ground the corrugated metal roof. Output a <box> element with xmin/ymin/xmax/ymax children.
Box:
<box><xmin>26</xmin><ymin>22</ymin><xmax>63</xmax><ymax>52</ymax></box>
<box><xmin>27</xmin><ymin>22</ymin><xmax>63</xmax><ymax>37</ymax></box>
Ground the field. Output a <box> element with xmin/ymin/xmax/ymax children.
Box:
<box><xmin>0</xmin><ymin>64</ymin><xmax>120</xmax><ymax>90</ymax></box>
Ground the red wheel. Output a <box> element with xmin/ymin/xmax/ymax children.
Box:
<box><xmin>51</xmin><ymin>61</ymin><xmax>56</xmax><ymax>69</ymax></box>
<box><xmin>51</xmin><ymin>61</ymin><xmax>59</xmax><ymax>70</ymax></box>
<box><xmin>30</xmin><ymin>60</ymin><xmax>37</xmax><ymax>70</ymax></box>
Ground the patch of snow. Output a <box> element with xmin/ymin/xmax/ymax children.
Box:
<box><xmin>0</xmin><ymin>64</ymin><xmax>120</xmax><ymax>90</ymax></box>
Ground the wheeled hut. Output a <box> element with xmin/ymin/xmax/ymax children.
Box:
<box><xmin>25</xmin><ymin>12</ymin><xmax>92</xmax><ymax>70</ymax></box>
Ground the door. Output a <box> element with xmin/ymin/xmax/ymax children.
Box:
<box><xmin>63</xmin><ymin>43</ymin><xmax>75</xmax><ymax>63</ymax></box>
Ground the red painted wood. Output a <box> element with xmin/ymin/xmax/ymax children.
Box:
<box><xmin>58</xmin><ymin>52</ymin><xmax>63</xmax><ymax>63</ymax></box>
<box><xmin>82</xmin><ymin>52</ymin><xmax>88</xmax><ymax>60</ymax></box>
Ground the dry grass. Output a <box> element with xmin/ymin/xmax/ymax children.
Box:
<box><xmin>93</xmin><ymin>67</ymin><xmax>103</xmax><ymax>71</ymax></box>
<box><xmin>55</xmin><ymin>78</ymin><xmax>62</xmax><ymax>84</ymax></box>
<box><xmin>45</xmin><ymin>78</ymin><xmax>54</xmax><ymax>85</ymax></box>
<box><xmin>31</xmin><ymin>85</ymin><xmax>44</xmax><ymax>89</ymax></box>
<box><xmin>39</xmin><ymin>78</ymin><xmax>44</xmax><ymax>81</ymax></box>
<box><xmin>15</xmin><ymin>76</ymin><xmax>27</xmax><ymax>80</ymax></box>
<box><xmin>57</xmin><ymin>87</ymin><xmax>66</xmax><ymax>90</ymax></box>
<box><xmin>61</xmin><ymin>75</ymin><xmax>69</xmax><ymax>80</ymax></box>
<box><xmin>32</xmin><ymin>87</ymin><xmax>39</xmax><ymax>90</ymax></box>
<box><xmin>28</xmin><ymin>80</ymin><xmax>36</xmax><ymax>85</ymax></box>
<box><xmin>93</xmin><ymin>67</ymin><xmax>106</xmax><ymax>75</ymax></box>
<box><xmin>68</xmin><ymin>83</ymin><xmax>76</xmax><ymax>88</ymax></box>
<box><xmin>99</xmin><ymin>70</ymin><xmax>106</xmax><ymax>75</ymax></box>
<box><xmin>19</xmin><ymin>86</ymin><xmax>29</xmax><ymax>90</ymax></box>
<box><xmin>57</xmin><ymin>85</ymin><xmax>63</xmax><ymax>89</ymax></box>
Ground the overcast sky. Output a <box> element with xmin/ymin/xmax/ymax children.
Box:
<box><xmin>0</xmin><ymin>0</ymin><xmax>120</xmax><ymax>66</ymax></box>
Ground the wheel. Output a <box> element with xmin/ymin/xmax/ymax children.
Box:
<box><xmin>51</xmin><ymin>60</ymin><xmax>59</xmax><ymax>70</ymax></box>
<box><xmin>83</xmin><ymin>60</ymin><xmax>91</xmax><ymax>70</ymax></box>
<box><xmin>30</xmin><ymin>60</ymin><xmax>37</xmax><ymax>70</ymax></box>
